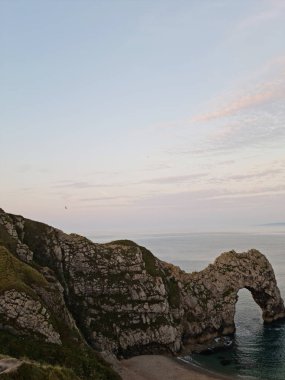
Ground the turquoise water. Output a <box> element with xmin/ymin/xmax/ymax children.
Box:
<box><xmin>92</xmin><ymin>232</ymin><xmax>285</xmax><ymax>380</ymax></box>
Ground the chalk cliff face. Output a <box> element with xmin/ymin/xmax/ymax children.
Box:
<box><xmin>0</xmin><ymin>208</ymin><xmax>285</xmax><ymax>370</ymax></box>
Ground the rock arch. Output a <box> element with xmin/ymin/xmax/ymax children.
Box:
<box><xmin>182</xmin><ymin>249</ymin><xmax>285</xmax><ymax>344</ymax></box>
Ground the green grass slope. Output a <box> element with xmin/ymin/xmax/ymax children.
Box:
<box><xmin>0</xmin><ymin>245</ymin><xmax>47</xmax><ymax>296</ymax></box>
<box><xmin>0</xmin><ymin>362</ymin><xmax>79</xmax><ymax>380</ymax></box>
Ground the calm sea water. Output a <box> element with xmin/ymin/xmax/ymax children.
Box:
<box><xmin>91</xmin><ymin>232</ymin><xmax>285</xmax><ymax>380</ymax></box>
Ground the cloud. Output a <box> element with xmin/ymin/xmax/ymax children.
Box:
<box><xmin>155</xmin><ymin>56</ymin><xmax>285</xmax><ymax>159</ymax></box>
<box><xmin>75</xmin><ymin>203</ymin><xmax>131</xmax><ymax>209</ymax></box>
<box><xmin>79</xmin><ymin>196</ymin><xmax>132</xmax><ymax>202</ymax></box>
<box><xmin>170</xmin><ymin>74</ymin><xmax>285</xmax><ymax>156</ymax></box>
<box><xmin>207</xmin><ymin>168</ymin><xmax>284</xmax><ymax>185</ymax></box>
<box><xmin>171</xmin><ymin>114</ymin><xmax>285</xmax><ymax>155</ymax></box>
<box><xmin>236</xmin><ymin>1</ymin><xmax>285</xmax><ymax>31</ymax></box>
<box><xmin>132</xmin><ymin>188</ymin><xmax>284</xmax><ymax>217</ymax></box>
<box><xmin>189</xmin><ymin>76</ymin><xmax>284</xmax><ymax>125</ymax></box>
<box><xmin>189</xmin><ymin>88</ymin><xmax>279</xmax><ymax>124</ymax></box>
<box><xmin>53</xmin><ymin>181</ymin><xmax>96</xmax><ymax>189</ymax></box>
<box><xmin>52</xmin><ymin>180</ymin><xmax>128</xmax><ymax>189</ymax></box>
<box><xmin>137</xmin><ymin>173</ymin><xmax>208</xmax><ymax>185</ymax></box>
<box><xmin>207</xmin><ymin>108</ymin><xmax>285</xmax><ymax>153</ymax></box>
<box><xmin>259</xmin><ymin>222</ymin><xmax>285</xmax><ymax>226</ymax></box>
<box><xmin>134</xmin><ymin>182</ymin><xmax>285</xmax><ymax>209</ymax></box>
<box><xmin>53</xmin><ymin>173</ymin><xmax>210</xmax><ymax>191</ymax></box>
<box><xmin>204</xmin><ymin>188</ymin><xmax>285</xmax><ymax>201</ymax></box>
<box><xmin>226</xmin><ymin>169</ymin><xmax>282</xmax><ymax>181</ymax></box>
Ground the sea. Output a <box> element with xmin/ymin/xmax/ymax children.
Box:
<box><xmin>90</xmin><ymin>231</ymin><xmax>285</xmax><ymax>380</ymax></box>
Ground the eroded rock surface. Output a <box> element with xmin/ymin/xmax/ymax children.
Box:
<box><xmin>0</xmin><ymin>208</ymin><xmax>284</xmax><ymax>357</ymax></box>
<box><xmin>0</xmin><ymin>290</ymin><xmax>61</xmax><ymax>344</ymax></box>
<box><xmin>180</xmin><ymin>249</ymin><xmax>285</xmax><ymax>345</ymax></box>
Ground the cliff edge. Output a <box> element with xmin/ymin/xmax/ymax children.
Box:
<box><xmin>0</xmin><ymin>208</ymin><xmax>284</xmax><ymax>378</ymax></box>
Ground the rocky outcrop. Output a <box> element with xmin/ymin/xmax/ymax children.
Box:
<box><xmin>180</xmin><ymin>249</ymin><xmax>285</xmax><ymax>345</ymax></box>
<box><xmin>0</xmin><ymin>215</ymin><xmax>121</xmax><ymax>380</ymax></box>
<box><xmin>0</xmin><ymin>290</ymin><xmax>61</xmax><ymax>344</ymax></box>
<box><xmin>0</xmin><ymin>208</ymin><xmax>284</xmax><ymax>361</ymax></box>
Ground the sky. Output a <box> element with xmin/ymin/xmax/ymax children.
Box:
<box><xmin>1</xmin><ymin>0</ymin><xmax>285</xmax><ymax>235</ymax></box>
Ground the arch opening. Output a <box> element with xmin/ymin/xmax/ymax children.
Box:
<box><xmin>234</xmin><ymin>288</ymin><xmax>263</xmax><ymax>334</ymax></box>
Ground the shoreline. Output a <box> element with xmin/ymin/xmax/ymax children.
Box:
<box><xmin>175</xmin><ymin>356</ymin><xmax>236</xmax><ymax>380</ymax></box>
<box><xmin>114</xmin><ymin>354</ymin><xmax>236</xmax><ymax>380</ymax></box>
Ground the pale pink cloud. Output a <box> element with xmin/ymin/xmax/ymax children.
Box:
<box><xmin>153</xmin><ymin>89</ymin><xmax>276</xmax><ymax>130</ymax></box>
<box><xmin>189</xmin><ymin>89</ymin><xmax>276</xmax><ymax>124</ymax></box>
<box><xmin>153</xmin><ymin>56</ymin><xmax>285</xmax><ymax>133</ymax></box>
